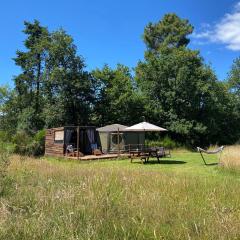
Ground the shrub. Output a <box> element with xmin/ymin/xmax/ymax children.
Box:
<box><xmin>12</xmin><ymin>131</ymin><xmax>32</xmax><ymax>155</ymax></box>
<box><xmin>0</xmin><ymin>142</ymin><xmax>10</xmax><ymax>196</ymax></box>
<box><xmin>0</xmin><ymin>130</ymin><xmax>9</xmax><ymax>142</ymax></box>
<box><xmin>146</xmin><ymin>136</ymin><xmax>181</xmax><ymax>149</ymax></box>
<box><xmin>12</xmin><ymin>130</ymin><xmax>46</xmax><ymax>156</ymax></box>
<box><xmin>31</xmin><ymin>129</ymin><xmax>46</xmax><ymax>156</ymax></box>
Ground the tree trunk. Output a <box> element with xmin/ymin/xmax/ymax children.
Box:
<box><xmin>36</xmin><ymin>53</ymin><xmax>41</xmax><ymax>113</ymax></box>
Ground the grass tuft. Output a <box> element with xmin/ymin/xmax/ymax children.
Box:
<box><xmin>220</xmin><ymin>145</ymin><xmax>240</xmax><ymax>170</ymax></box>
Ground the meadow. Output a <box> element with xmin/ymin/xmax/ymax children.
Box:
<box><xmin>0</xmin><ymin>150</ymin><xmax>240</xmax><ymax>240</ymax></box>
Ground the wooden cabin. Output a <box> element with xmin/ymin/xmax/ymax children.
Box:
<box><xmin>45</xmin><ymin>126</ymin><xmax>100</xmax><ymax>157</ymax></box>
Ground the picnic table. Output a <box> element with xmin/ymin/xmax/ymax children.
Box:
<box><xmin>130</xmin><ymin>147</ymin><xmax>171</xmax><ymax>163</ymax></box>
<box><xmin>129</xmin><ymin>149</ymin><xmax>144</xmax><ymax>163</ymax></box>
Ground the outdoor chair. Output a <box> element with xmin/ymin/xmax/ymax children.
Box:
<box><xmin>156</xmin><ymin>147</ymin><xmax>165</xmax><ymax>157</ymax></box>
<box><xmin>91</xmin><ymin>143</ymin><xmax>102</xmax><ymax>156</ymax></box>
<box><xmin>149</xmin><ymin>149</ymin><xmax>162</xmax><ymax>162</ymax></box>
<box><xmin>163</xmin><ymin>148</ymin><xmax>171</xmax><ymax>157</ymax></box>
<box><xmin>66</xmin><ymin>145</ymin><xmax>84</xmax><ymax>157</ymax></box>
<box><xmin>66</xmin><ymin>145</ymin><xmax>74</xmax><ymax>156</ymax></box>
<box><xmin>92</xmin><ymin>149</ymin><xmax>102</xmax><ymax>156</ymax></box>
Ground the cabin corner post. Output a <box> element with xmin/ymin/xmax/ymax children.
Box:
<box><xmin>117</xmin><ymin>127</ymin><xmax>120</xmax><ymax>157</ymax></box>
<box><xmin>63</xmin><ymin>127</ymin><xmax>66</xmax><ymax>156</ymax></box>
<box><xmin>77</xmin><ymin>126</ymin><xmax>80</xmax><ymax>160</ymax></box>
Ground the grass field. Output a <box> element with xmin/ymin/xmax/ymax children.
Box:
<box><xmin>0</xmin><ymin>150</ymin><xmax>240</xmax><ymax>239</ymax></box>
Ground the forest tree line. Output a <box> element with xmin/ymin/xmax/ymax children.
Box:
<box><xmin>1</xmin><ymin>13</ymin><xmax>240</xmax><ymax>150</ymax></box>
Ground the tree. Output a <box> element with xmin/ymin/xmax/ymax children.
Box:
<box><xmin>11</xmin><ymin>21</ymin><xmax>94</xmax><ymax>131</ymax></box>
<box><xmin>0</xmin><ymin>86</ymin><xmax>11</xmax><ymax>126</ymax></box>
<box><xmin>227</xmin><ymin>57</ymin><xmax>240</xmax><ymax>96</ymax></box>
<box><xmin>43</xmin><ymin>29</ymin><xmax>94</xmax><ymax>127</ymax></box>
<box><xmin>136</xmin><ymin>13</ymin><xmax>238</xmax><ymax>146</ymax></box>
<box><xmin>92</xmin><ymin>64</ymin><xmax>146</xmax><ymax>126</ymax></box>
<box><xmin>0</xmin><ymin>86</ymin><xmax>18</xmax><ymax>135</ymax></box>
<box><xmin>143</xmin><ymin>13</ymin><xmax>193</xmax><ymax>54</ymax></box>
<box><xmin>225</xmin><ymin>57</ymin><xmax>240</xmax><ymax>142</ymax></box>
<box><xmin>0</xmin><ymin>86</ymin><xmax>10</xmax><ymax>109</ymax></box>
<box><xmin>13</xmin><ymin>20</ymin><xmax>49</xmax><ymax>131</ymax></box>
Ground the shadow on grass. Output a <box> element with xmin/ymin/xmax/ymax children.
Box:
<box><xmin>133</xmin><ymin>159</ymin><xmax>187</xmax><ymax>165</ymax></box>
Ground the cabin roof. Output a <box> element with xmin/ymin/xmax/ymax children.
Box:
<box><xmin>97</xmin><ymin>124</ymin><xmax>128</xmax><ymax>132</ymax></box>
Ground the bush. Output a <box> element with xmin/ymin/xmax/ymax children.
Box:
<box><xmin>12</xmin><ymin>131</ymin><xmax>32</xmax><ymax>155</ymax></box>
<box><xmin>12</xmin><ymin>130</ymin><xmax>46</xmax><ymax>156</ymax></box>
<box><xmin>146</xmin><ymin>136</ymin><xmax>181</xmax><ymax>149</ymax></box>
<box><xmin>0</xmin><ymin>130</ymin><xmax>9</xmax><ymax>142</ymax></box>
<box><xmin>31</xmin><ymin>129</ymin><xmax>46</xmax><ymax>156</ymax></box>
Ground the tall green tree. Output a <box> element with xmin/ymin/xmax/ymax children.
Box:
<box><xmin>227</xmin><ymin>57</ymin><xmax>240</xmax><ymax>96</ymax></box>
<box><xmin>92</xmin><ymin>64</ymin><xmax>146</xmax><ymax>126</ymax></box>
<box><xmin>144</xmin><ymin>13</ymin><xmax>193</xmax><ymax>53</ymax></box>
<box><xmin>13</xmin><ymin>20</ymin><xmax>49</xmax><ymax>131</ymax></box>
<box><xmin>225</xmin><ymin>57</ymin><xmax>240</xmax><ymax>141</ymax></box>
<box><xmin>11</xmin><ymin>21</ymin><xmax>94</xmax><ymax>131</ymax></box>
<box><xmin>43</xmin><ymin>30</ymin><xmax>94</xmax><ymax>127</ymax></box>
<box><xmin>136</xmin><ymin>13</ymin><xmax>238</xmax><ymax>146</ymax></box>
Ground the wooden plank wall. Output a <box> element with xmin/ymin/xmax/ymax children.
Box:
<box><xmin>45</xmin><ymin>127</ymin><xmax>64</xmax><ymax>157</ymax></box>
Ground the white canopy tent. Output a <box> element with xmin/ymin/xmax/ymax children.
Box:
<box><xmin>124</xmin><ymin>122</ymin><xmax>167</xmax><ymax>132</ymax></box>
<box><xmin>97</xmin><ymin>124</ymin><xmax>128</xmax><ymax>132</ymax></box>
<box><xmin>124</xmin><ymin>121</ymin><xmax>167</xmax><ymax>151</ymax></box>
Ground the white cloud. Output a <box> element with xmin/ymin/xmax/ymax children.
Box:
<box><xmin>193</xmin><ymin>2</ymin><xmax>240</xmax><ymax>51</ymax></box>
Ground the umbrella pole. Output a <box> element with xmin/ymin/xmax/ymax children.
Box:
<box><xmin>118</xmin><ymin>127</ymin><xmax>120</xmax><ymax>157</ymax></box>
<box><xmin>144</xmin><ymin>130</ymin><xmax>146</xmax><ymax>152</ymax></box>
<box><xmin>77</xmin><ymin>126</ymin><xmax>80</xmax><ymax>160</ymax></box>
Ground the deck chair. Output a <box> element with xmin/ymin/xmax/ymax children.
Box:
<box><xmin>197</xmin><ymin>146</ymin><xmax>224</xmax><ymax>165</ymax></box>
<box><xmin>91</xmin><ymin>143</ymin><xmax>102</xmax><ymax>156</ymax></box>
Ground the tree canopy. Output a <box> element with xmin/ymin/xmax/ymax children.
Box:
<box><xmin>143</xmin><ymin>14</ymin><xmax>193</xmax><ymax>53</ymax></box>
<box><xmin>137</xmin><ymin>13</ymin><xmax>240</xmax><ymax>145</ymax></box>
<box><xmin>92</xmin><ymin>64</ymin><xmax>146</xmax><ymax>126</ymax></box>
<box><xmin>9</xmin><ymin>21</ymin><xmax>94</xmax><ymax>132</ymax></box>
<box><xmin>1</xmin><ymin>15</ymin><xmax>240</xmax><ymax>147</ymax></box>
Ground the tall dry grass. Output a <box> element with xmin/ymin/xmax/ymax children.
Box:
<box><xmin>0</xmin><ymin>155</ymin><xmax>239</xmax><ymax>239</ymax></box>
<box><xmin>0</xmin><ymin>143</ymin><xmax>10</xmax><ymax>196</ymax></box>
<box><xmin>220</xmin><ymin>145</ymin><xmax>240</xmax><ymax>169</ymax></box>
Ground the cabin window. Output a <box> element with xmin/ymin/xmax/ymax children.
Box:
<box><xmin>54</xmin><ymin>130</ymin><xmax>64</xmax><ymax>144</ymax></box>
<box><xmin>112</xmin><ymin>134</ymin><xmax>123</xmax><ymax>144</ymax></box>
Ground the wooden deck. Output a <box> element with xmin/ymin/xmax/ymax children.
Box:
<box><xmin>67</xmin><ymin>153</ymin><xmax>130</xmax><ymax>161</ymax></box>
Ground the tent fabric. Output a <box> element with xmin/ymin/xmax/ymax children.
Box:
<box><xmin>124</xmin><ymin>122</ymin><xmax>167</xmax><ymax>132</ymax></box>
<box><xmin>97</xmin><ymin>124</ymin><xmax>128</xmax><ymax>132</ymax></box>
<box><xmin>65</xmin><ymin>129</ymin><xmax>74</xmax><ymax>144</ymax></box>
<box><xmin>87</xmin><ymin>129</ymin><xmax>96</xmax><ymax>144</ymax></box>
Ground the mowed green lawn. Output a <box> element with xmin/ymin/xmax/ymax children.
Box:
<box><xmin>47</xmin><ymin>150</ymin><xmax>236</xmax><ymax>177</ymax></box>
<box><xmin>0</xmin><ymin>151</ymin><xmax>240</xmax><ymax>240</ymax></box>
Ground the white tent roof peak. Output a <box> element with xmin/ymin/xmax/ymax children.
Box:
<box><xmin>124</xmin><ymin>121</ymin><xmax>167</xmax><ymax>132</ymax></box>
<box><xmin>97</xmin><ymin>124</ymin><xmax>128</xmax><ymax>132</ymax></box>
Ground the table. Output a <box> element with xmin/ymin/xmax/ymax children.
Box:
<box><xmin>130</xmin><ymin>147</ymin><xmax>171</xmax><ymax>164</ymax></box>
<box><xmin>129</xmin><ymin>149</ymin><xmax>144</xmax><ymax>163</ymax></box>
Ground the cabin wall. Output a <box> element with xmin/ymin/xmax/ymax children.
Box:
<box><xmin>45</xmin><ymin>127</ymin><xmax>64</xmax><ymax>157</ymax></box>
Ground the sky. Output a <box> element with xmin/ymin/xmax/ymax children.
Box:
<box><xmin>1</xmin><ymin>0</ymin><xmax>240</xmax><ymax>86</ymax></box>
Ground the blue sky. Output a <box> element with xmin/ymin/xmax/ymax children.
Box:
<box><xmin>1</xmin><ymin>0</ymin><xmax>240</xmax><ymax>86</ymax></box>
